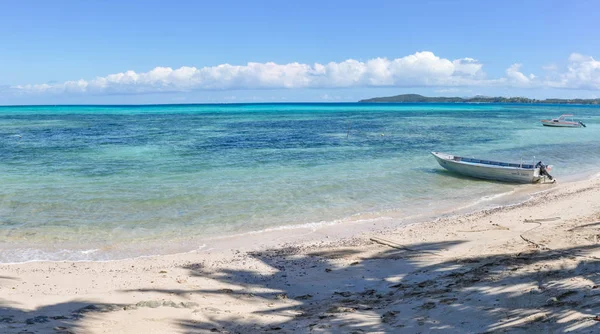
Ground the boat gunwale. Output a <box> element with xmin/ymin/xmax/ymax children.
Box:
<box><xmin>431</xmin><ymin>152</ymin><xmax>537</xmax><ymax>171</ymax></box>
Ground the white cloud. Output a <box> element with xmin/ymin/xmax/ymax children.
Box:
<box><xmin>544</xmin><ymin>53</ymin><xmax>600</xmax><ymax>90</ymax></box>
<box><xmin>9</xmin><ymin>52</ymin><xmax>490</xmax><ymax>96</ymax></box>
<box><xmin>505</xmin><ymin>64</ymin><xmax>533</xmax><ymax>86</ymax></box>
<box><xmin>7</xmin><ymin>52</ymin><xmax>600</xmax><ymax>97</ymax></box>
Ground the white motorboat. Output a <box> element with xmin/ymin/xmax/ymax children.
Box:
<box><xmin>431</xmin><ymin>152</ymin><xmax>554</xmax><ymax>183</ymax></box>
<box><xmin>541</xmin><ymin>114</ymin><xmax>585</xmax><ymax>127</ymax></box>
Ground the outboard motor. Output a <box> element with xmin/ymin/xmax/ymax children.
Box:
<box><xmin>579</xmin><ymin>121</ymin><xmax>586</xmax><ymax>127</ymax></box>
<box><xmin>536</xmin><ymin>161</ymin><xmax>553</xmax><ymax>181</ymax></box>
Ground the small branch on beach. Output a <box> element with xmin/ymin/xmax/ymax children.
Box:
<box><xmin>369</xmin><ymin>237</ymin><xmax>441</xmax><ymax>256</ymax></box>
<box><xmin>519</xmin><ymin>218</ymin><xmax>557</xmax><ymax>249</ymax></box>
<box><xmin>458</xmin><ymin>224</ymin><xmax>510</xmax><ymax>233</ymax></box>
<box><xmin>519</xmin><ymin>217</ymin><xmax>600</xmax><ymax>260</ymax></box>
<box><xmin>518</xmin><ymin>233</ymin><xmax>600</xmax><ymax>261</ymax></box>
<box><xmin>523</xmin><ymin>217</ymin><xmax>561</xmax><ymax>223</ymax></box>
<box><xmin>567</xmin><ymin>221</ymin><xmax>600</xmax><ymax>232</ymax></box>
<box><xmin>520</xmin><ymin>217</ymin><xmax>561</xmax><ymax>242</ymax></box>
<box><xmin>519</xmin><ymin>234</ymin><xmax>550</xmax><ymax>250</ymax></box>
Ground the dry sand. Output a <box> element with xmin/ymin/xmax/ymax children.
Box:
<box><xmin>2</xmin><ymin>176</ymin><xmax>600</xmax><ymax>333</ymax></box>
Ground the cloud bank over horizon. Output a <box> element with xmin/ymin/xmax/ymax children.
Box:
<box><xmin>7</xmin><ymin>52</ymin><xmax>600</xmax><ymax>98</ymax></box>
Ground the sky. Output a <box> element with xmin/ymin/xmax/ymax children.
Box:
<box><xmin>1</xmin><ymin>0</ymin><xmax>599</xmax><ymax>105</ymax></box>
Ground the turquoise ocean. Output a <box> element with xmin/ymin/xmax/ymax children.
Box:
<box><xmin>1</xmin><ymin>103</ymin><xmax>599</xmax><ymax>262</ymax></box>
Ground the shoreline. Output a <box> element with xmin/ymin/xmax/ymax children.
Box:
<box><xmin>2</xmin><ymin>169</ymin><xmax>597</xmax><ymax>265</ymax></box>
<box><xmin>2</xmin><ymin>174</ymin><xmax>600</xmax><ymax>332</ymax></box>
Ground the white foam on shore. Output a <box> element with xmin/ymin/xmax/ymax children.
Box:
<box><xmin>0</xmin><ymin>244</ymin><xmax>208</xmax><ymax>265</ymax></box>
<box><xmin>453</xmin><ymin>190</ymin><xmax>517</xmax><ymax>211</ymax></box>
<box><xmin>0</xmin><ymin>248</ymin><xmax>104</xmax><ymax>264</ymax></box>
<box><xmin>208</xmin><ymin>215</ymin><xmax>395</xmax><ymax>240</ymax></box>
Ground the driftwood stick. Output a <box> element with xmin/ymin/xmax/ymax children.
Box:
<box><xmin>523</xmin><ymin>217</ymin><xmax>561</xmax><ymax>223</ymax></box>
<box><xmin>458</xmin><ymin>225</ymin><xmax>510</xmax><ymax>233</ymax></box>
<box><xmin>519</xmin><ymin>234</ymin><xmax>549</xmax><ymax>250</ymax></box>
<box><xmin>518</xmin><ymin>216</ymin><xmax>600</xmax><ymax>260</ymax></box>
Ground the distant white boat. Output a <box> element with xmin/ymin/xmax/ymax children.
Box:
<box><xmin>431</xmin><ymin>152</ymin><xmax>554</xmax><ymax>183</ymax></box>
<box><xmin>541</xmin><ymin>114</ymin><xmax>585</xmax><ymax>127</ymax></box>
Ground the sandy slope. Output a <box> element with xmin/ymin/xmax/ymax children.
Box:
<box><xmin>2</xmin><ymin>177</ymin><xmax>600</xmax><ymax>333</ymax></box>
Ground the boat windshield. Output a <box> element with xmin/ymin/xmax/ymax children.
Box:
<box><xmin>558</xmin><ymin>114</ymin><xmax>575</xmax><ymax>122</ymax></box>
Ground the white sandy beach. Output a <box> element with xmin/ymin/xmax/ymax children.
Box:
<box><xmin>2</xmin><ymin>176</ymin><xmax>600</xmax><ymax>333</ymax></box>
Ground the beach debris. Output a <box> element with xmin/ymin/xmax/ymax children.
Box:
<box><xmin>202</xmin><ymin>307</ymin><xmax>223</xmax><ymax>313</ymax></box>
<box><xmin>458</xmin><ymin>224</ymin><xmax>509</xmax><ymax>233</ymax></box>
<box><xmin>523</xmin><ymin>217</ymin><xmax>561</xmax><ymax>223</ymax></box>
<box><xmin>25</xmin><ymin>316</ymin><xmax>49</xmax><ymax>324</ymax></box>
<box><xmin>421</xmin><ymin>302</ymin><xmax>436</xmax><ymax>310</ymax></box>
<box><xmin>556</xmin><ymin>290</ymin><xmax>578</xmax><ymax>300</ymax></box>
<box><xmin>519</xmin><ymin>234</ymin><xmax>549</xmax><ymax>250</ymax></box>
<box><xmin>1</xmin><ymin>315</ymin><xmax>15</xmax><ymax>323</ymax></box>
<box><xmin>218</xmin><ymin>288</ymin><xmax>234</xmax><ymax>293</ymax></box>
<box><xmin>325</xmin><ymin>268</ymin><xmax>332</xmax><ymax>272</ymax></box>
<box><xmin>159</xmin><ymin>270</ymin><xmax>167</xmax><ymax>274</ymax></box>
<box><xmin>73</xmin><ymin>300</ymin><xmax>198</xmax><ymax>315</ymax></box>
<box><xmin>334</xmin><ymin>291</ymin><xmax>353</xmax><ymax>297</ymax></box>
<box><xmin>417</xmin><ymin>281</ymin><xmax>431</xmax><ymax>288</ymax></box>
<box><xmin>295</xmin><ymin>294</ymin><xmax>313</xmax><ymax>300</ymax></box>
<box><xmin>439</xmin><ymin>298</ymin><xmax>457</xmax><ymax>304</ymax></box>
<box><xmin>136</xmin><ymin>300</ymin><xmax>162</xmax><ymax>308</ymax></box>
<box><xmin>361</xmin><ymin>289</ymin><xmax>377</xmax><ymax>296</ymax></box>
<box><xmin>456</xmin><ymin>258</ymin><xmax>480</xmax><ymax>263</ymax></box>
<box><xmin>275</xmin><ymin>293</ymin><xmax>288</xmax><ymax>300</ymax></box>
<box><xmin>381</xmin><ymin>311</ymin><xmax>399</xmax><ymax>324</ymax></box>
<box><xmin>327</xmin><ymin>306</ymin><xmax>356</xmax><ymax>313</ymax></box>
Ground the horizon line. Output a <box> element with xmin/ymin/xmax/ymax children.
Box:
<box><xmin>2</xmin><ymin>101</ymin><xmax>600</xmax><ymax>107</ymax></box>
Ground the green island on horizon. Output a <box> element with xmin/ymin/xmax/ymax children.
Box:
<box><xmin>359</xmin><ymin>93</ymin><xmax>600</xmax><ymax>104</ymax></box>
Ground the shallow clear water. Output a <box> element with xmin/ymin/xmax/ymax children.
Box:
<box><xmin>1</xmin><ymin>103</ymin><xmax>599</xmax><ymax>262</ymax></box>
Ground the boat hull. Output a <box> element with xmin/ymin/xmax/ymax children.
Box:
<box><xmin>432</xmin><ymin>152</ymin><xmax>541</xmax><ymax>183</ymax></box>
<box><xmin>541</xmin><ymin>121</ymin><xmax>583</xmax><ymax>128</ymax></box>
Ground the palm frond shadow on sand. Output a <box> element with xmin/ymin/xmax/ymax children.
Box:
<box><xmin>136</xmin><ymin>239</ymin><xmax>600</xmax><ymax>333</ymax></box>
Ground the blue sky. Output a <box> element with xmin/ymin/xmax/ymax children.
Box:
<box><xmin>1</xmin><ymin>0</ymin><xmax>599</xmax><ymax>104</ymax></box>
